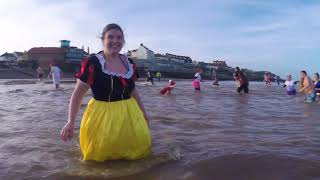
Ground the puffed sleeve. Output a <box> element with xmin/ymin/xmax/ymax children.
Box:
<box><xmin>76</xmin><ymin>58</ymin><xmax>95</xmax><ymax>85</ymax></box>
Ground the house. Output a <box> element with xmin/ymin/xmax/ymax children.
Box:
<box><xmin>213</xmin><ymin>60</ymin><xmax>227</xmax><ymax>67</ymax></box>
<box><xmin>198</xmin><ymin>62</ymin><xmax>214</xmax><ymax>68</ymax></box>
<box><xmin>197</xmin><ymin>62</ymin><xmax>218</xmax><ymax>75</ymax></box>
<box><xmin>127</xmin><ymin>43</ymin><xmax>155</xmax><ymax>60</ymax></box>
<box><xmin>26</xmin><ymin>40</ymin><xmax>88</xmax><ymax>68</ymax></box>
<box><xmin>13</xmin><ymin>51</ymin><xmax>26</xmax><ymax>61</ymax></box>
<box><xmin>0</xmin><ymin>52</ymin><xmax>17</xmax><ymax>61</ymax></box>
<box><xmin>65</xmin><ymin>46</ymin><xmax>88</xmax><ymax>64</ymax></box>
<box><xmin>165</xmin><ymin>53</ymin><xmax>192</xmax><ymax>64</ymax></box>
<box><xmin>26</xmin><ymin>47</ymin><xmax>66</xmax><ymax>68</ymax></box>
<box><xmin>155</xmin><ymin>53</ymin><xmax>169</xmax><ymax>60</ymax></box>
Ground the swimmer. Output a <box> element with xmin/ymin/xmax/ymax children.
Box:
<box><xmin>47</xmin><ymin>63</ymin><xmax>62</xmax><ymax>89</ymax></box>
<box><xmin>314</xmin><ymin>73</ymin><xmax>320</xmax><ymax>96</ymax></box>
<box><xmin>275</xmin><ymin>76</ymin><xmax>280</xmax><ymax>85</ymax></box>
<box><xmin>283</xmin><ymin>75</ymin><xmax>297</xmax><ymax>95</ymax></box>
<box><xmin>299</xmin><ymin>70</ymin><xmax>316</xmax><ymax>103</ymax></box>
<box><xmin>234</xmin><ymin>67</ymin><xmax>249</xmax><ymax>94</ymax></box>
<box><xmin>192</xmin><ymin>68</ymin><xmax>203</xmax><ymax>91</ymax></box>
<box><xmin>145</xmin><ymin>69</ymin><xmax>154</xmax><ymax>86</ymax></box>
<box><xmin>160</xmin><ymin>80</ymin><xmax>176</xmax><ymax>95</ymax></box>
<box><xmin>36</xmin><ymin>65</ymin><xmax>45</xmax><ymax>83</ymax></box>
<box><xmin>263</xmin><ymin>73</ymin><xmax>272</xmax><ymax>87</ymax></box>
<box><xmin>156</xmin><ymin>71</ymin><xmax>162</xmax><ymax>81</ymax></box>
<box><xmin>212</xmin><ymin>78</ymin><xmax>220</xmax><ymax>87</ymax></box>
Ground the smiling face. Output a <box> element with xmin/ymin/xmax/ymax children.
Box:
<box><xmin>102</xmin><ymin>29</ymin><xmax>124</xmax><ymax>55</ymax></box>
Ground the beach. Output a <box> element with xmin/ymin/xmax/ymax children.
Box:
<box><xmin>1</xmin><ymin>80</ymin><xmax>320</xmax><ymax>179</ymax></box>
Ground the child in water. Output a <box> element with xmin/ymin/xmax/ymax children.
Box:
<box><xmin>160</xmin><ymin>80</ymin><xmax>176</xmax><ymax>95</ymax></box>
<box><xmin>283</xmin><ymin>75</ymin><xmax>297</xmax><ymax>95</ymax></box>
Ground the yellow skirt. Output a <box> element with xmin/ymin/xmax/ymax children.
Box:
<box><xmin>79</xmin><ymin>98</ymin><xmax>151</xmax><ymax>162</ymax></box>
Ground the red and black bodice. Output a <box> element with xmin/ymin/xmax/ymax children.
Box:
<box><xmin>76</xmin><ymin>53</ymin><xmax>139</xmax><ymax>102</ymax></box>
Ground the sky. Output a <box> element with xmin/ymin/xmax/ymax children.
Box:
<box><xmin>0</xmin><ymin>0</ymin><xmax>319</xmax><ymax>78</ymax></box>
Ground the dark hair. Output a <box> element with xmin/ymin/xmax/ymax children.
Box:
<box><xmin>235</xmin><ymin>67</ymin><xmax>240</xmax><ymax>71</ymax></box>
<box><xmin>315</xmin><ymin>73</ymin><xmax>320</xmax><ymax>78</ymax></box>
<box><xmin>301</xmin><ymin>70</ymin><xmax>307</xmax><ymax>75</ymax></box>
<box><xmin>101</xmin><ymin>23</ymin><xmax>124</xmax><ymax>40</ymax></box>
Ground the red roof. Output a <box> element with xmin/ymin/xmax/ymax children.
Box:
<box><xmin>27</xmin><ymin>47</ymin><xmax>66</xmax><ymax>54</ymax></box>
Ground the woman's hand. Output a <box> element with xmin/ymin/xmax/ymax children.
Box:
<box><xmin>60</xmin><ymin>121</ymin><xmax>75</xmax><ymax>141</ymax></box>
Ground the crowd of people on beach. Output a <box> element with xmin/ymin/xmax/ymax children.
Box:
<box><xmin>30</xmin><ymin>23</ymin><xmax>320</xmax><ymax>164</ymax></box>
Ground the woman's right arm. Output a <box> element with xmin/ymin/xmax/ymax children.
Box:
<box><xmin>60</xmin><ymin>79</ymin><xmax>89</xmax><ymax>141</ymax></box>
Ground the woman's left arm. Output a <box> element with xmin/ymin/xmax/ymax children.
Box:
<box><xmin>131</xmin><ymin>88</ymin><xmax>150</xmax><ymax>125</ymax></box>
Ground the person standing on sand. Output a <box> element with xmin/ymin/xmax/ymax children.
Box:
<box><xmin>234</xmin><ymin>67</ymin><xmax>249</xmax><ymax>94</ymax></box>
<box><xmin>60</xmin><ymin>23</ymin><xmax>151</xmax><ymax>162</ymax></box>
<box><xmin>47</xmin><ymin>63</ymin><xmax>62</xmax><ymax>89</ymax></box>
<box><xmin>156</xmin><ymin>71</ymin><xmax>161</xmax><ymax>81</ymax></box>
<box><xmin>36</xmin><ymin>65</ymin><xmax>45</xmax><ymax>83</ymax></box>
<box><xmin>146</xmin><ymin>69</ymin><xmax>154</xmax><ymax>86</ymax></box>
<box><xmin>299</xmin><ymin>70</ymin><xmax>316</xmax><ymax>103</ymax></box>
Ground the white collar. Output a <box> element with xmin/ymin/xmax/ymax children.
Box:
<box><xmin>95</xmin><ymin>52</ymin><xmax>134</xmax><ymax>79</ymax></box>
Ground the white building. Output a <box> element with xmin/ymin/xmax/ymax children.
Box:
<box><xmin>0</xmin><ymin>52</ymin><xmax>17</xmax><ymax>61</ymax></box>
<box><xmin>127</xmin><ymin>43</ymin><xmax>155</xmax><ymax>60</ymax></box>
<box><xmin>13</xmin><ymin>51</ymin><xmax>25</xmax><ymax>61</ymax></box>
<box><xmin>155</xmin><ymin>53</ymin><xmax>169</xmax><ymax>60</ymax></box>
<box><xmin>165</xmin><ymin>53</ymin><xmax>192</xmax><ymax>64</ymax></box>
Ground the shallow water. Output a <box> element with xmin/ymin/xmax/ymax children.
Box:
<box><xmin>1</xmin><ymin>79</ymin><xmax>320</xmax><ymax>180</ymax></box>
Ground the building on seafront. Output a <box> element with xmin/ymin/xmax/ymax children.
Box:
<box><xmin>13</xmin><ymin>52</ymin><xmax>26</xmax><ymax>61</ymax></box>
<box><xmin>197</xmin><ymin>60</ymin><xmax>228</xmax><ymax>69</ymax></box>
<box><xmin>128</xmin><ymin>43</ymin><xmax>193</xmax><ymax>64</ymax></box>
<box><xmin>154</xmin><ymin>53</ymin><xmax>193</xmax><ymax>64</ymax></box>
<box><xmin>154</xmin><ymin>53</ymin><xmax>168</xmax><ymax>60</ymax></box>
<box><xmin>213</xmin><ymin>60</ymin><xmax>227</xmax><ymax>67</ymax></box>
<box><xmin>164</xmin><ymin>53</ymin><xmax>192</xmax><ymax>64</ymax></box>
<box><xmin>26</xmin><ymin>40</ymin><xmax>88</xmax><ymax>69</ymax></box>
<box><xmin>0</xmin><ymin>52</ymin><xmax>17</xmax><ymax>61</ymax></box>
<box><xmin>127</xmin><ymin>43</ymin><xmax>155</xmax><ymax>60</ymax></box>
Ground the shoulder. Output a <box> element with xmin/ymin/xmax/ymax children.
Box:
<box><xmin>88</xmin><ymin>54</ymin><xmax>100</xmax><ymax>64</ymax></box>
<box><xmin>81</xmin><ymin>54</ymin><xmax>100</xmax><ymax>67</ymax></box>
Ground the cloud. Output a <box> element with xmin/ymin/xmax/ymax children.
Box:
<box><xmin>0</xmin><ymin>0</ymin><xmax>319</xmax><ymax>77</ymax></box>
